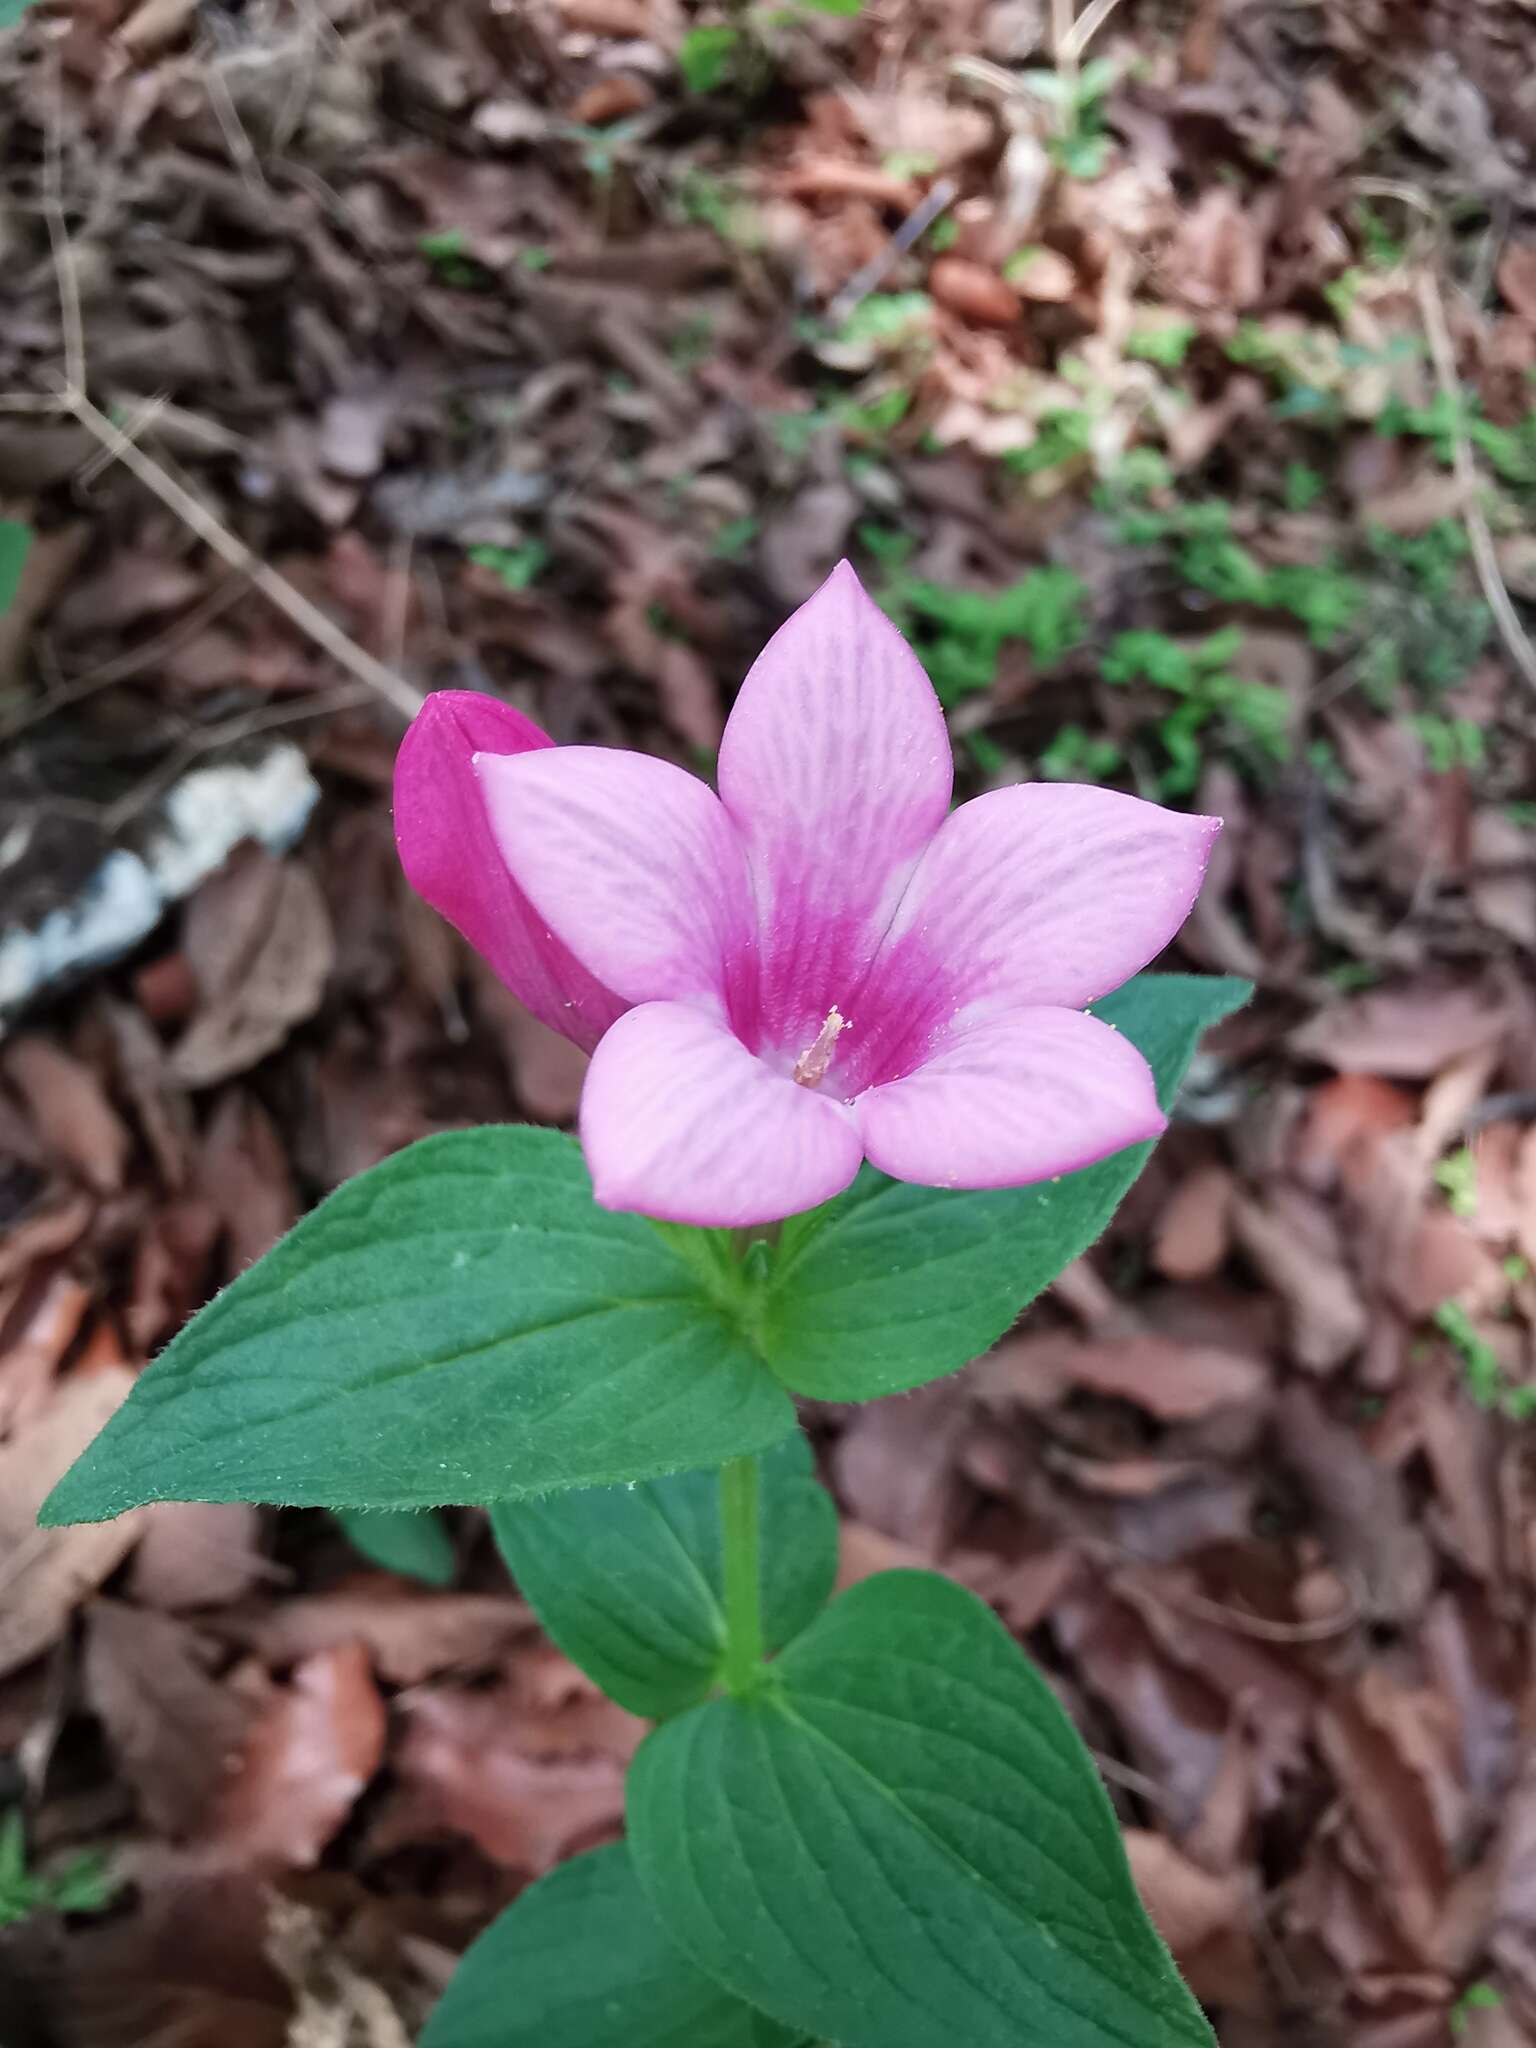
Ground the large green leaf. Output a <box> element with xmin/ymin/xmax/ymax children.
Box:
<box><xmin>419</xmin><ymin>1842</ymin><xmax>806</xmax><ymax>2048</ymax></box>
<box><xmin>334</xmin><ymin>1506</ymin><xmax>457</xmax><ymax>1586</ymax></box>
<box><xmin>628</xmin><ymin>1571</ymin><xmax>1212</xmax><ymax>2048</ymax></box>
<box><xmin>492</xmin><ymin>1431</ymin><xmax>838</xmax><ymax>1720</ymax></box>
<box><xmin>41</xmin><ymin>1129</ymin><xmax>793</xmax><ymax>1527</ymax></box>
<box><xmin>758</xmin><ymin>973</ymin><xmax>1249</xmax><ymax>1399</ymax></box>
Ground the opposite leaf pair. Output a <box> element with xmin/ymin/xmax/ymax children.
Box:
<box><xmin>423</xmin><ymin>1443</ymin><xmax>1210</xmax><ymax>2048</ymax></box>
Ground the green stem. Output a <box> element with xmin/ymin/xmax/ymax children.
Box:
<box><xmin>719</xmin><ymin>1454</ymin><xmax>764</xmax><ymax>1694</ymax></box>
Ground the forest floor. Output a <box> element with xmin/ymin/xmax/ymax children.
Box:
<box><xmin>4</xmin><ymin>2</ymin><xmax>1536</xmax><ymax>2043</ymax></box>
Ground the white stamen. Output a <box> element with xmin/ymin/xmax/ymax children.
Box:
<box><xmin>793</xmin><ymin>1006</ymin><xmax>848</xmax><ymax>1088</ymax></box>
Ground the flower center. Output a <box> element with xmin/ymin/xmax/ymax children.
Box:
<box><xmin>792</xmin><ymin>1006</ymin><xmax>848</xmax><ymax>1089</ymax></box>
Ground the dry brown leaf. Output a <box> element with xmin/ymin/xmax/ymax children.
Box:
<box><xmin>196</xmin><ymin>1089</ymin><xmax>299</xmax><ymax>1274</ymax></box>
<box><xmin>84</xmin><ymin>1601</ymin><xmax>255</xmax><ymax>1837</ymax></box>
<box><xmin>212</xmin><ymin>1643</ymin><xmax>386</xmax><ymax>1869</ymax></box>
<box><xmin>379</xmin><ymin>1680</ymin><xmax>633</xmax><ymax>1874</ymax></box>
<box><xmin>219</xmin><ymin>1580</ymin><xmax>532</xmax><ymax>1686</ymax></box>
<box><xmin>1498</xmin><ymin>242</ymin><xmax>1536</xmax><ymax>322</ymax></box>
<box><xmin>1010</xmin><ymin>247</ymin><xmax>1077</xmax><ymax>302</ymax></box>
<box><xmin>0</xmin><ymin>1364</ymin><xmax>141</xmax><ymax>1678</ymax></box>
<box><xmin>830</xmin><ymin>1382</ymin><xmax>968</xmax><ymax>1554</ymax></box>
<box><xmin>567</xmin><ymin>76</ymin><xmax>653</xmax><ymax>127</ymax></box>
<box><xmin>1124</xmin><ymin>1831</ymin><xmax>1263</xmax><ymax>2009</ymax></box>
<box><xmin>0</xmin><ymin>1270</ymin><xmax>92</xmax><ymax>1435</ymax></box>
<box><xmin>977</xmin><ymin>1329</ymin><xmax>1269</xmax><ymax>1423</ymax></box>
<box><xmin>0</xmin><ymin>1191</ymin><xmax>92</xmax><ymax>1289</ymax></box>
<box><xmin>1469</xmin><ymin>809</ymin><xmax>1536</xmax><ymax>950</ymax></box>
<box><xmin>1290</xmin><ymin>983</ymin><xmax>1509</xmax><ymax>1079</ymax></box>
<box><xmin>929</xmin><ymin>255</ymin><xmax>1022</xmax><ymax>326</ymax></box>
<box><xmin>2</xmin><ymin>1034</ymin><xmax>131</xmax><ymax>1194</ymax></box>
<box><xmin>1232</xmin><ymin>1188</ymin><xmax>1366</xmax><ymax>1372</ymax></box>
<box><xmin>1151</xmin><ymin>1164</ymin><xmax>1236</xmax><ymax>1280</ymax></box>
<box><xmin>1276</xmin><ymin>1385</ymin><xmax>1433</xmax><ymax>1625</ymax></box>
<box><xmin>128</xmin><ymin>1501</ymin><xmax>271</xmax><ymax>1612</ymax></box>
<box><xmin>170</xmin><ymin>848</ymin><xmax>334</xmax><ymax>1090</ymax></box>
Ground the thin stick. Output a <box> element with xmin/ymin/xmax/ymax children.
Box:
<box><xmin>1415</xmin><ymin>264</ymin><xmax>1536</xmax><ymax>696</ymax></box>
<box><xmin>823</xmin><ymin>177</ymin><xmax>958</xmax><ymax>330</ymax></box>
<box><xmin>1051</xmin><ymin>0</ymin><xmax>1078</xmax><ymax>87</ymax></box>
<box><xmin>58</xmin><ymin>386</ymin><xmax>425</xmax><ymax>721</ymax></box>
<box><xmin>42</xmin><ymin>55</ymin><xmax>85</xmax><ymax>403</ymax></box>
<box><xmin>1063</xmin><ymin>0</ymin><xmax>1127</xmax><ymax>61</ymax></box>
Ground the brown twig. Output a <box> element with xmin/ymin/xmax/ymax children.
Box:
<box><xmin>58</xmin><ymin>386</ymin><xmax>425</xmax><ymax>721</ymax></box>
<box><xmin>1414</xmin><ymin>264</ymin><xmax>1536</xmax><ymax>697</ymax></box>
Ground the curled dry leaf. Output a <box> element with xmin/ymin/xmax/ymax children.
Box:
<box><xmin>170</xmin><ymin>847</ymin><xmax>334</xmax><ymax>1091</ymax></box>
<box><xmin>1</xmin><ymin>1034</ymin><xmax>132</xmax><ymax>1195</ymax></box>
<box><xmin>1232</xmin><ymin>1188</ymin><xmax>1366</xmax><ymax>1373</ymax></box>
<box><xmin>1290</xmin><ymin>983</ymin><xmax>1509</xmax><ymax>1079</ymax></box>
<box><xmin>378</xmin><ymin>1675</ymin><xmax>638</xmax><ymax>1875</ymax></box>
<box><xmin>196</xmin><ymin>1089</ymin><xmax>299</xmax><ymax>1275</ymax></box>
<box><xmin>830</xmin><ymin>1381</ymin><xmax>969</xmax><ymax>1555</ymax></box>
<box><xmin>928</xmin><ymin>255</ymin><xmax>1022</xmax><ymax>326</ymax></box>
<box><xmin>212</xmin><ymin>1642</ymin><xmax>387</xmax><ymax>1870</ymax></box>
<box><xmin>1152</xmin><ymin>1164</ymin><xmax>1236</xmax><ymax>1280</ymax></box>
<box><xmin>128</xmin><ymin>1501</ymin><xmax>271</xmax><ymax>1613</ymax></box>
<box><xmin>976</xmin><ymin>1328</ymin><xmax>1270</xmax><ymax>1425</ymax></box>
<box><xmin>0</xmin><ymin>1364</ymin><xmax>141</xmax><ymax>1679</ymax></box>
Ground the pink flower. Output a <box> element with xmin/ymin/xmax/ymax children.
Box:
<box><xmin>394</xmin><ymin>563</ymin><xmax>1219</xmax><ymax>1228</ymax></box>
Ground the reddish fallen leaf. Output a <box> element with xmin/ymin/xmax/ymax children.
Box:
<box><xmin>1</xmin><ymin>1034</ymin><xmax>132</xmax><ymax>1194</ymax></box>
<box><xmin>1151</xmin><ymin>1164</ymin><xmax>1236</xmax><ymax>1280</ymax></box>
<box><xmin>0</xmin><ymin>1191</ymin><xmax>92</xmax><ymax>1289</ymax></box>
<box><xmin>472</xmin><ymin>971</ymin><xmax>589</xmax><ymax>1126</ymax></box>
<box><xmin>567</xmin><ymin>75</ymin><xmax>653</xmax><ymax>126</ymax></box>
<box><xmin>84</xmin><ymin>1602</ymin><xmax>255</xmax><ymax>1837</ymax></box>
<box><xmin>929</xmin><ymin>255</ymin><xmax>1023</xmax><ymax>326</ymax></box>
<box><xmin>0</xmin><ymin>1270</ymin><xmax>92</xmax><ymax>1434</ymax></box>
<box><xmin>774</xmin><ymin>160</ymin><xmax>919</xmax><ymax>210</ymax></box>
<box><xmin>830</xmin><ymin>1381</ymin><xmax>968</xmax><ymax>1553</ymax></box>
<box><xmin>0</xmin><ymin>1364</ymin><xmax>141</xmax><ymax>1678</ymax></box>
<box><xmin>378</xmin><ymin>1677</ymin><xmax>636</xmax><ymax>1874</ymax></box>
<box><xmin>1293</xmin><ymin>1073</ymin><xmax>1418</xmax><ymax>1191</ymax></box>
<box><xmin>1124</xmin><ymin>1831</ymin><xmax>1263</xmax><ymax>2009</ymax></box>
<box><xmin>212</xmin><ymin>1642</ymin><xmax>386</xmax><ymax>1869</ymax></box>
<box><xmin>1498</xmin><ymin>241</ymin><xmax>1536</xmax><ymax>322</ymax></box>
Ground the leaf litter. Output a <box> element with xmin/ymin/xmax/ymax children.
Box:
<box><xmin>3</xmin><ymin>0</ymin><xmax>1536</xmax><ymax>2040</ymax></box>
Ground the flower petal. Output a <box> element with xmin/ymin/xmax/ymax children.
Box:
<box><xmin>856</xmin><ymin>1006</ymin><xmax>1165</xmax><ymax>1189</ymax></box>
<box><xmin>580</xmin><ymin>1002</ymin><xmax>864</xmax><ymax>1227</ymax></box>
<box><xmin>717</xmin><ymin>560</ymin><xmax>953</xmax><ymax>1052</ymax></box>
<box><xmin>475</xmin><ymin>747</ymin><xmax>755</xmax><ymax>1013</ymax></box>
<box><xmin>393</xmin><ymin>692</ymin><xmax>625</xmax><ymax>1052</ymax></box>
<box><xmin>870</xmin><ymin>784</ymin><xmax>1220</xmax><ymax>1028</ymax></box>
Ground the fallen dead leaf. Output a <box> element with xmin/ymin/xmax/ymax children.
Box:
<box><xmin>1290</xmin><ymin>983</ymin><xmax>1509</xmax><ymax>1079</ymax></box>
<box><xmin>976</xmin><ymin>1329</ymin><xmax>1270</xmax><ymax>1424</ymax></box>
<box><xmin>2</xmin><ymin>1034</ymin><xmax>131</xmax><ymax>1194</ymax></box>
<box><xmin>170</xmin><ymin>847</ymin><xmax>334</xmax><ymax>1090</ymax></box>
<box><xmin>0</xmin><ymin>1364</ymin><xmax>141</xmax><ymax>1678</ymax></box>
<box><xmin>1124</xmin><ymin>1831</ymin><xmax>1263</xmax><ymax>2009</ymax></box>
<box><xmin>128</xmin><ymin>1501</ymin><xmax>272</xmax><ymax>1612</ymax></box>
<box><xmin>218</xmin><ymin>1579</ymin><xmax>532</xmax><ymax>1687</ymax></box>
<box><xmin>377</xmin><ymin>1676</ymin><xmax>637</xmax><ymax>1874</ymax></box>
<box><xmin>830</xmin><ymin>1382</ymin><xmax>968</xmax><ymax>1554</ymax></box>
<box><xmin>1276</xmin><ymin>1385</ymin><xmax>1433</xmax><ymax>1625</ymax></box>
<box><xmin>1232</xmin><ymin>1188</ymin><xmax>1366</xmax><ymax>1372</ymax></box>
<box><xmin>1151</xmin><ymin>1164</ymin><xmax>1236</xmax><ymax>1280</ymax></box>
<box><xmin>212</xmin><ymin>1642</ymin><xmax>386</xmax><ymax>1869</ymax></box>
<box><xmin>1498</xmin><ymin>242</ymin><xmax>1536</xmax><ymax>322</ymax></box>
<box><xmin>84</xmin><ymin>1601</ymin><xmax>255</xmax><ymax>1837</ymax></box>
<box><xmin>196</xmin><ymin>1089</ymin><xmax>299</xmax><ymax>1274</ymax></box>
<box><xmin>929</xmin><ymin>254</ymin><xmax>1022</xmax><ymax>326</ymax></box>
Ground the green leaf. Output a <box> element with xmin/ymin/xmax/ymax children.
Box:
<box><xmin>41</xmin><ymin>1128</ymin><xmax>793</xmax><ymax>1527</ymax></box>
<box><xmin>492</xmin><ymin>1431</ymin><xmax>838</xmax><ymax>1719</ymax></box>
<box><xmin>758</xmin><ymin>973</ymin><xmax>1249</xmax><ymax>1400</ymax></box>
<box><xmin>629</xmin><ymin>1571</ymin><xmax>1212</xmax><ymax>2048</ymax></box>
<box><xmin>335</xmin><ymin>1507</ymin><xmax>457</xmax><ymax>1586</ymax></box>
<box><xmin>678</xmin><ymin>24</ymin><xmax>742</xmax><ymax>94</ymax></box>
<box><xmin>420</xmin><ymin>1842</ymin><xmax>806</xmax><ymax>2048</ymax></box>
<box><xmin>0</xmin><ymin>519</ymin><xmax>32</xmax><ymax>614</ymax></box>
<box><xmin>794</xmin><ymin>0</ymin><xmax>864</xmax><ymax>12</ymax></box>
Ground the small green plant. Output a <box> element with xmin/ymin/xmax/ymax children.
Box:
<box><xmin>1021</xmin><ymin>57</ymin><xmax>1119</xmax><ymax>178</ymax></box>
<box><xmin>879</xmin><ymin>567</ymin><xmax>1089</xmax><ymax>705</ymax></box>
<box><xmin>1435</xmin><ymin>1300</ymin><xmax>1536</xmax><ymax>1417</ymax></box>
<box><xmin>0</xmin><ymin>1811</ymin><xmax>118</xmax><ymax>1927</ymax></box>
<box><xmin>469</xmin><ymin>541</ymin><xmax>549</xmax><ymax>591</ymax></box>
<box><xmin>1283</xmin><ymin>463</ymin><xmax>1325</xmax><ymax>511</ymax></box>
<box><xmin>679</xmin><ymin>0</ymin><xmax>863</xmax><ymax>95</ymax></box>
<box><xmin>1452</xmin><ymin>1983</ymin><xmax>1504</xmax><ymax>2040</ymax></box>
<box><xmin>712</xmin><ymin>516</ymin><xmax>760</xmax><ymax>561</ymax></box>
<box><xmin>1126</xmin><ymin>321</ymin><xmax>1198</xmax><ymax>369</ymax></box>
<box><xmin>0</xmin><ymin>517</ymin><xmax>30</xmax><ymax>614</ymax></box>
<box><xmin>1038</xmin><ymin>724</ymin><xmax>1123</xmax><ymax>782</ymax></box>
<box><xmin>1002</xmin><ymin>407</ymin><xmax>1094</xmax><ymax>480</ymax></box>
<box><xmin>1104</xmin><ymin>626</ymin><xmax>1290</xmax><ymax>795</ymax></box>
<box><xmin>1412</xmin><ymin>714</ymin><xmax>1486</xmax><ymax>775</ymax></box>
<box><xmin>1434</xmin><ymin>1145</ymin><xmax>1479</xmax><ymax>1219</ymax></box>
<box><xmin>419</xmin><ymin>228</ymin><xmax>486</xmax><ymax>289</ymax></box>
<box><xmin>1380</xmin><ymin>391</ymin><xmax>1536</xmax><ymax>488</ymax></box>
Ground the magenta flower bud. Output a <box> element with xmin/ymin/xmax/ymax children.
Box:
<box><xmin>396</xmin><ymin>566</ymin><xmax>1220</xmax><ymax>1227</ymax></box>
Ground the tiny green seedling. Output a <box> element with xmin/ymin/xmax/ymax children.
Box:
<box><xmin>468</xmin><ymin>541</ymin><xmax>549</xmax><ymax>592</ymax></box>
<box><xmin>1021</xmin><ymin>57</ymin><xmax>1119</xmax><ymax>178</ymax></box>
<box><xmin>0</xmin><ymin>1811</ymin><xmax>119</xmax><ymax>1928</ymax></box>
